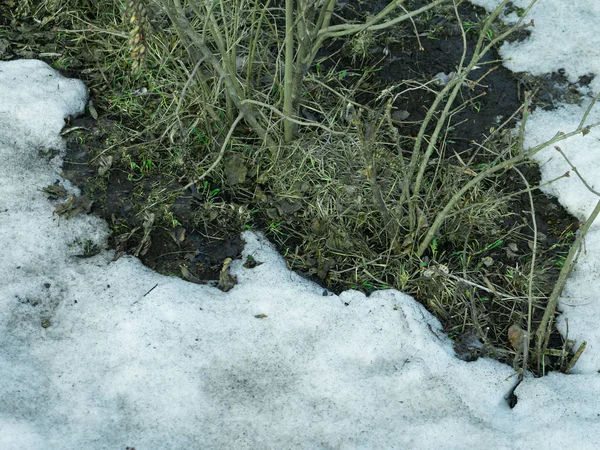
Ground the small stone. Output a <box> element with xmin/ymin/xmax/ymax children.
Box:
<box><xmin>391</xmin><ymin>110</ymin><xmax>410</xmax><ymax>121</ymax></box>
<box><xmin>433</xmin><ymin>71</ymin><xmax>456</xmax><ymax>86</ymax></box>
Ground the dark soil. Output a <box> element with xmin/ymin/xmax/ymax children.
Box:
<box><xmin>57</xmin><ymin>116</ymin><xmax>245</xmax><ymax>284</ymax></box>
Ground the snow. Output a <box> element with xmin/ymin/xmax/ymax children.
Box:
<box><xmin>1</xmin><ymin>1</ymin><xmax>600</xmax><ymax>447</ymax></box>
<box><xmin>469</xmin><ymin>1</ymin><xmax>600</xmax><ymax>93</ymax></box>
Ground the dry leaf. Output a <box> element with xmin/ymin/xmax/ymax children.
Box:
<box><xmin>54</xmin><ymin>194</ymin><xmax>93</xmax><ymax>219</ymax></box>
<box><xmin>168</xmin><ymin>226</ymin><xmax>186</xmax><ymax>245</ymax></box>
<box><xmin>43</xmin><ymin>184</ymin><xmax>67</xmax><ymax>198</ymax></box>
<box><xmin>508</xmin><ymin>324</ymin><xmax>526</xmax><ymax>350</ymax></box>
<box><xmin>88</xmin><ymin>100</ymin><xmax>99</xmax><ymax>120</ymax></box>
<box><xmin>218</xmin><ymin>257</ymin><xmax>237</xmax><ymax>292</ymax></box>
<box><xmin>98</xmin><ymin>155</ymin><xmax>112</xmax><ymax>176</ymax></box>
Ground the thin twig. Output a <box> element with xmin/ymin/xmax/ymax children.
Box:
<box><xmin>512</xmin><ymin>167</ymin><xmax>536</xmax><ymax>374</ymax></box>
<box><xmin>554</xmin><ymin>145</ymin><xmax>600</xmax><ymax>197</ymax></box>
<box><xmin>174</xmin><ymin>57</ymin><xmax>206</xmax><ymax>137</ymax></box>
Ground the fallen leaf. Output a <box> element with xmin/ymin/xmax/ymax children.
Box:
<box><xmin>218</xmin><ymin>257</ymin><xmax>237</xmax><ymax>292</ymax></box>
<box><xmin>97</xmin><ymin>155</ymin><xmax>112</xmax><ymax>176</ymax></box>
<box><xmin>43</xmin><ymin>184</ymin><xmax>67</xmax><ymax>198</ymax></box>
<box><xmin>168</xmin><ymin>226</ymin><xmax>186</xmax><ymax>245</ymax></box>
<box><xmin>54</xmin><ymin>194</ymin><xmax>93</xmax><ymax>219</ymax></box>
<box><xmin>88</xmin><ymin>99</ymin><xmax>99</xmax><ymax>120</ymax></box>
<box><xmin>508</xmin><ymin>324</ymin><xmax>526</xmax><ymax>350</ymax></box>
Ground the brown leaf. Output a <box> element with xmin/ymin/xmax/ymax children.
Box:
<box><xmin>168</xmin><ymin>226</ymin><xmax>186</xmax><ymax>245</ymax></box>
<box><xmin>88</xmin><ymin>100</ymin><xmax>99</xmax><ymax>120</ymax></box>
<box><xmin>54</xmin><ymin>195</ymin><xmax>93</xmax><ymax>219</ymax></box>
<box><xmin>43</xmin><ymin>185</ymin><xmax>67</xmax><ymax>198</ymax></box>
<box><xmin>218</xmin><ymin>257</ymin><xmax>237</xmax><ymax>292</ymax></box>
<box><xmin>508</xmin><ymin>324</ymin><xmax>525</xmax><ymax>350</ymax></box>
<box><xmin>97</xmin><ymin>155</ymin><xmax>112</xmax><ymax>176</ymax></box>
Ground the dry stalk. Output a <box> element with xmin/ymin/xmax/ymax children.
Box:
<box><xmin>512</xmin><ymin>166</ymin><xmax>536</xmax><ymax>375</ymax></box>
<box><xmin>160</xmin><ymin>0</ymin><xmax>276</xmax><ymax>149</ymax></box>
<box><xmin>128</xmin><ymin>0</ymin><xmax>148</xmax><ymax>72</ymax></box>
